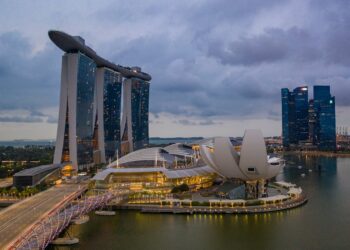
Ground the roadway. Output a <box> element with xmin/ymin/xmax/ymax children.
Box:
<box><xmin>0</xmin><ymin>184</ymin><xmax>86</xmax><ymax>249</ymax></box>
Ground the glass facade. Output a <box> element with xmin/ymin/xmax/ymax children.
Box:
<box><xmin>61</xmin><ymin>104</ymin><xmax>70</xmax><ymax>162</ymax></box>
<box><xmin>281</xmin><ymin>87</ymin><xmax>308</xmax><ymax>147</ymax></box>
<box><xmin>76</xmin><ymin>52</ymin><xmax>96</xmax><ymax>165</ymax></box>
<box><xmin>103</xmin><ymin>68</ymin><xmax>122</xmax><ymax>160</ymax></box>
<box><xmin>281</xmin><ymin>88</ymin><xmax>290</xmax><ymax>147</ymax></box>
<box><xmin>313</xmin><ymin>86</ymin><xmax>336</xmax><ymax>151</ymax></box>
<box><xmin>293</xmin><ymin>87</ymin><xmax>309</xmax><ymax>142</ymax></box>
<box><xmin>281</xmin><ymin>85</ymin><xmax>336</xmax><ymax>151</ymax></box>
<box><xmin>131</xmin><ymin>79</ymin><xmax>150</xmax><ymax>151</ymax></box>
<box><xmin>308</xmin><ymin>99</ymin><xmax>317</xmax><ymax>144</ymax></box>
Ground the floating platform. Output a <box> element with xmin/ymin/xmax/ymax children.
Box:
<box><xmin>72</xmin><ymin>215</ymin><xmax>89</xmax><ymax>224</ymax></box>
<box><xmin>140</xmin><ymin>196</ymin><xmax>308</xmax><ymax>215</ymax></box>
<box><xmin>51</xmin><ymin>237</ymin><xmax>79</xmax><ymax>245</ymax></box>
<box><xmin>95</xmin><ymin>210</ymin><xmax>116</xmax><ymax>216</ymax></box>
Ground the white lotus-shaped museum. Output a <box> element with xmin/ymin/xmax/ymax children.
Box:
<box><xmin>200</xmin><ymin>129</ymin><xmax>284</xmax><ymax>181</ymax></box>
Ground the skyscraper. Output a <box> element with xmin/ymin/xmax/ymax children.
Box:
<box><xmin>308</xmin><ymin>99</ymin><xmax>317</xmax><ymax>144</ymax></box>
<box><xmin>313</xmin><ymin>86</ymin><xmax>336</xmax><ymax>151</ymax></box>
<box><xmin>49</xmin><ymin>30</ymin><xmax>151</xmax><ymax>171</ymax></box>
<box><xmin>281</xmin><ymin>85</ymin><xmax>336</xmax><ymax>151</ymax></box>
<box><xmin>121</xmin><ymin>70</ymin><xmax>150</xmax><ymax>155</ymax></box>
<box><xmin>281</xmin><ymin>86</ymin><xmax>308</xmax><ymax>148</ymax></box>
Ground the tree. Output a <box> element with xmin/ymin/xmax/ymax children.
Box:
<box><xmin>171</xmin><ymin>183</ymin><xmax>189</xmax><ymax>193</ymax></box>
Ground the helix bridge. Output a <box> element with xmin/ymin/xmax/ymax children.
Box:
<box><xmin>10</xmin><ymin>190</ymin><xmax>126</xmax><ymax>250</ymax></box>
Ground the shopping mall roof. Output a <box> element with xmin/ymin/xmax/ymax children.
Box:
<box><xmin>92</xmin><ymin>165</ymin><xmax>216</xmax><ymax>181</ymax></box>
<box><xmin>13</xmin><ymin>164</ymin><xmax>64</xmax><ymax>177</ymax></box>
<box><xmin>110</xmin><ymin>147</ymin><xmax>175</xmax><ymax>168</ymax></box>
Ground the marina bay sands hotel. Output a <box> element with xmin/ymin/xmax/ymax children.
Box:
<box><xmin>49</xmin><ymin>30</ymin><xmax>152</xmax><ymax>171</ymax></box>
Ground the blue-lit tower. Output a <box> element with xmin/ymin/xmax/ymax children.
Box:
<box><xmin>293</xmin><ymin>86</ymin><xmax>309</xmax><ymax>142</ymax></box>
<box><xmin>313</xmin><ymin>85</ymin><xmax>336</xmax><ymax>151</ymax></box>
<box><xmin>281</xmin><ymin>86</ymin><xmax>308</xmax><ymax>148</ymax></box>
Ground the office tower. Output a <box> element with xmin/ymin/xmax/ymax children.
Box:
<box><xmin>281</xmin><ymin>86</ymin><xmax>309</xmax><ymax>148</ymax></box>
<box><xmin>308</xmin><ymin>99</ymin><xmax>317</xmax><ymax>144</ymax></box>
<box><xmin>49</xmin><ymin>30</ymin><xmax>151</xmax><ymax>171</ymax></box>
<box><xmin>313</xmin><ymin>86</ymin><xmax>336</xmax><ymax>150</ymax></box>
<box><xmin>293</xmin><ymin>86</ymin><xmax>309</xmax><ymax>141</ymax></box>
<box><xmin>121</xmin><ymin>69</ymin><xmax>150</xmax><ymax>155</ymax></box>
<box><xmin>96</xmin><ymin>68</ymin><xmax>122</xmax><ymax>163</ymax></box>
<box><xmin>281</xmin><ymin>88</ymin><xmax>294</xmax><ymax>147</ymax></box>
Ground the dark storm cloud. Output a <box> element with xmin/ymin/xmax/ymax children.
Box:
<box><xmin>0</xmin><ymin>32</ymin><xmax>60</xmax><ymax>113</ymax></box>
<box><xmin>207</xmin><ymin>27</ymin><xmax>320</xmax><ymax>66</ymax></box>
<box><xmin>1</xmin><ymin>0</ymin><xmax>350</xmax><ymax>130</ymax></box>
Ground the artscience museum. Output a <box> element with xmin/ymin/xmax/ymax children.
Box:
<box><xmin>200</xmin><ymin>130</ymin><xmax>285</xmax><ymax>198</ymax></box>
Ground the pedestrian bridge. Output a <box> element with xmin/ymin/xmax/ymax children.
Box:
<box><xmin>12</xmin><ymin>190</ymin><xmax>126</xmax><ymax>250</ymax></box>
<box><xmin>0</xmin><ymin>184</ymin><xmax>126</xmax><ymax>250</ymax></box>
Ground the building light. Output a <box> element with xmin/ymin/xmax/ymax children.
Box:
<box><xmin>330</xmin><ymin>100</ymin><xmax>333</xmax><ymax>104</ymax></box>
<box><xmin>301</xmin><ymin>87</ymin><xmax>307</xmax><ymax>91</ymax></box>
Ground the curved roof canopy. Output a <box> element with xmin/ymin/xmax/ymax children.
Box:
<box><xmin>48</xmin><ymin>30</ymin><xmax>151</xmax><ymax>81</ymax></box>
<box><xmin>110</xmin><ymin>147</ymin><xmax>175</xmax><ymax>168</ymax></box>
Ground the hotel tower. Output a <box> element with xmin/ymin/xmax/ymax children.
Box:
<box><xmin>49</xmin><ymin>31</ymin><xmax>151</xmax><ymax>171</ymax></box>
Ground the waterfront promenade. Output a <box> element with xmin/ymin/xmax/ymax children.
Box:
<box><xmin>114</xmin><ymin>195</ymin><xmax>307</xmax><ymax>215</ymax></box>
<box><xmin>0</xmin><ymin>184</ymin><xmax>86</xmax><ymax>249</ymax></box>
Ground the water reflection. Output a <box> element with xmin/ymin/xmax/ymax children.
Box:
<box><xmin>49</xmin><ymin>154</ymin><xmax>350</xmax><ymax>250</ymax></box>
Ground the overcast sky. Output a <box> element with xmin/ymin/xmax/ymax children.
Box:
<box><xmin>0</xmin><ymin>0</ymin><xmax>349</xmax><ymax>140</ymax></box>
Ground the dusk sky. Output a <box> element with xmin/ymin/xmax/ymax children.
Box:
<box><xmin>0</xmin><ymin>0</ymin><xmax>350</xmax><ymax>140</ymax></box>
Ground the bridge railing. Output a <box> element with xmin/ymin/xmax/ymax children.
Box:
<box><xmin>11</xmin><ymin>190</ymin><xmax>125</xmax><ymax>250</ymax></box>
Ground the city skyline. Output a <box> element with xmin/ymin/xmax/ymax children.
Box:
<box><xmin>281</xmin><ymin>85</ymin><xmax>336</xmax><ymax>150</ymax></box>
<box><xmin>1</xmin><ymin>1</ymin><xmax>350</xmax><ymax>139</ymax></box>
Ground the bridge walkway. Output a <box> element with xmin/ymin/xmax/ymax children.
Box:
<box><xmin>0</xmin><ymin>184</ymin><xmax>86</xmax><ymax>249</ymax></box>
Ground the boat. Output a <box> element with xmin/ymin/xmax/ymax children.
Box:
<box><xmin>95</xmin><ymin>210</ymin><xmax>116</xmax><ymax>216</ymax></box>
<box><xmin>51</xmin><ymin>237</ymin><xmax>79</xmax><ymax>245</ymax></box>
<box><xmin>72</xmin><ymin>215</ymin><xmax>89</xmax><ymax>224</ymax></box>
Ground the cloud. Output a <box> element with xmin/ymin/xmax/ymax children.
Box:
<box><xmin>0</xmin><ymin>32</ymin><xmax>60</xmax><ymax>112</ymax></box>
<box><xmin>46</xmin><ymin>115</ymin><xmax>58</xmax><ymax>124</ymax></box>
<box><xmin>207</xmin><ymin>27</ymin><xmax>320</xmax><ymax>66</ymax></box>
<box><xmin>0</xmin><ymin>0</ymin><xmax>350</xmax><ymax>138</ymax></box>
<box><xmin>175</xmin><ymin>119</ymin><xmax>222</xmax><ymax>126</ymax></box>
<box><xmin>0</xmin><ymin>116</ymin><xmax>43</xmax><ymax>123</ymax></box>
